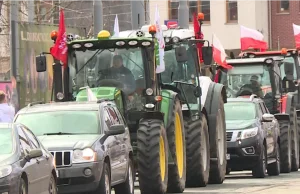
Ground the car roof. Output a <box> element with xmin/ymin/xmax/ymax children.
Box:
<box><xmin>226</xmin><ymin>56</ymin><xmax>282</xmax><ymax>64</ymax></box>
<box><xmin>17</xmin><ymin>100</ymin><xmax>115</xmax><ymax>114</ymax></box>
<box><xmin>227</xmin><ymin>96</ymin><xmax>264</xmax><ymax>104</ymax></box>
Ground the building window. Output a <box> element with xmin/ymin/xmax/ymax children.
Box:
<box><xmin>226</xmin><ymin>0</ymin><xmax>238</xmax><ymax>23</ymax></box>
<box><xmin>278</xmin><ymin>0</ymin><xmax>289</xmax><ymax>12</ymax></box>
<box><xmin>169</xmin><ymin>0</ymin><xmax>210</xmax><ymax>23</ymax></box>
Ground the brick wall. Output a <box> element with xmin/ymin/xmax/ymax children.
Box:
<box><xmin>271</xmin><ymin>1</ymin><xmax>300</xmax><ymax>49</ymax></box>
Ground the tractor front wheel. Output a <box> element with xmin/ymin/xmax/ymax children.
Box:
<box><xmin>137</xmin><ymin>119</ymin><xmax>168</xmax><ymax>194</ymax></box>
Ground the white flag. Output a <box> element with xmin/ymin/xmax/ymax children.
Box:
<box><xmin>154</xmin><ymin>5</ymin><xmax>165</xmax><ymax>73</ymax></box>
<box><xmin>113</xmin><ymin>14</ymin><xmax>119</xmax><ymax>37</ymax></box>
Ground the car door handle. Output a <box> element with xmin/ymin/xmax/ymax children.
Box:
<box><xmin>36</xmin><ymin>159</ymin><xmax>40</xmax><ymax>164</ymax></box>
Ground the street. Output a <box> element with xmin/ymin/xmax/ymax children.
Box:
<box><xmin>122</xmin><ymin>171</ymin><xmax>300</xmax><ymax>194</ymax></box>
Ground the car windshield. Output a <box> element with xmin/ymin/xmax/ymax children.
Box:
<box><xmin>69</xmin><ymin>48</ymin><xmax>148</xmax><ymax>96</ymax></box>
<box><xmin>225</xmin><ymin>102</ymin><xmax>256</xmax><ymax>120</ymax></box>
<box><xmin>221</xmin><ymin>64</ymin><xmax>272</xmax><ymax>98</ymax></box>
<box><xmin>0</xmin><ymin>128</ymin><xmax>13</xmax><ymax>155</ymax></box>
<box><xmin>15</xmin><ymin>111</ymin><xmax>100</xmax><ymax>136</ymax></box>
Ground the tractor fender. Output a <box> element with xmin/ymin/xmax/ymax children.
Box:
<box><xmin>203</xmin><ymin>81</ymin><xmax>227</xmax><ymax>115</ymax></box>
<box><xmin>274</xmin><ymin>113</ymin><xmax>290</xmax><ymax>122</ymax></box>
<box><xmin>161</xmin><ymin>89</ymin><xmax>180</xmax><ymax>128</ymax></box>
<box><xmin>284</xmin><ymin>92</ymin><xmax>295</xmax><ymax>114</ymax></box>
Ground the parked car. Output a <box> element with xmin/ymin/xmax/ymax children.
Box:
<box><xmin>0</xmin><ymin>123</ymin><xmax>57</xmax><ymax>194</ymax></box>
<box><xmin>14</xmin><ymin>100</ymin><xmax>134</xmax><ymax>194</ymax></box>
<box><xmin>225</xmin><ymin>95</ymin><xmax>280</xmax><ymax>178</ymax></box>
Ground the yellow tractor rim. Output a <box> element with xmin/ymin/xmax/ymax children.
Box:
<box><xmin>159</xmin><ymin>135</ymin><xmax>166</xmax><ymax>181</ymax></box>
<box><xmin>175</xmin><ymin>112</ymin><xmax>184</xmax><ymax>178</ymax></box>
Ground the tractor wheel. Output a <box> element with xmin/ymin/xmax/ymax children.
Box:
<box><xmin>279</xmin><ymin>120</ymin><xmax>292</xmax><ymax>173</ymax></box>
<box><xmin>137</xmin><ymin>119</ymin><xmax>168</xmax><ymax>194</ymax></box>
<box><xmin>290</xmin><ymin>106</ymin><xmax>299</xmax><ymax>171</ymax></box>
<box><xmin>208</xmin><ymin>97</ymin><xmax>227</xmax><ymax>184</ymax></box>
<box><xmin>166</xmin><ymin>98</ymin><xmax>186</xmax><ymax>193</ymax></box>
<box><xmin>185</xmin><ymin>115</ymin><xmax>210</xmax><ymax>187</ymax></box>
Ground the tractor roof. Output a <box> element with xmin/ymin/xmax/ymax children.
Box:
<box><xmin>226</xmin><ymin>56</ymin><xmax>283</xmax><ymax>65</ymax></box>
<box><xmin>240</xmin><ymin>49</ymin><xmax>298</xmax><ymax>58</ymax></box>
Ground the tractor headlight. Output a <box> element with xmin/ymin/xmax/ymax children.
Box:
<box><xmin>172</xmin><ymin>37</ymin><xmax>179</xmax><ymax>43</ymax></box>
<box><xmin>0</xmin><ymin>165</ymin><xmax>12</xmax><ymax>178</ymax></box>
<box><xmin>240</xmin><ymin>127</ymin><xmax>258</xmax><ymax>140</ymax></box>
<box><xmin>145</xmin><ymin>88</ymin><xmax>153</xmax><ymax>95</ymax></box>
<box><xmin>72</xmin><ymin>148</ymin><xmax>97</xmax><ymax>163</ymax></box>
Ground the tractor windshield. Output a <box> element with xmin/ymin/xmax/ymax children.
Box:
<box><xmin>162</xmin><ymin>44</ymin><xmax>197</xmax><ymax>84</ymax></box>
<box><xmin>280</xmin><ymin>56</ymin><xmax>297</xmax><ymax>80</ymax></box>
<box><xmin>222</xmin><ymin>63</ymin><xmax>274</xmax><ymax>99</ymax></box>
<box><xmin>68</xmin><ymin>47</ymin><xmax>151</xmax><ymax>97</ymax></box>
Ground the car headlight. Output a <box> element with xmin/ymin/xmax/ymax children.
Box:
<box><xmin>72</xmin><ymin>148</ymin><xmax>97</xmax><ymax>163</ymax></box>
<box><xmin>0</xmin><ymin>165</ymin><xmax>12</xmax><ymax>178</ymax></box>
<box><xmin>241</xmin><ymin>127</ymin><xmax>258</xmax><ymax>140</ymax></box>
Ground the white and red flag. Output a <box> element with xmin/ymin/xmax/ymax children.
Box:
<box><xmin>240</xmin><ymin>25</ymin><xmax>268</xmax><ymax>51</ymax></box>
<box><xmin>212</xmin><ymin>34</ymin><xmax>232</xmax><ymax>69</ymax></box>
<box><xmin>293</xmin><ymin>23</ymin><xmax>300</xmax><ymax>49</ymax></box>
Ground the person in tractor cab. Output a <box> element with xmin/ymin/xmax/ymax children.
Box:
<box><xmin>98</xmin><ymin>55</ymin><xmax>136</xmax><ymax>96</ymax></box>
<box><xmin>238</xmin><ymin>75</ymin><xmax>264</xmax><ymax>98</ymax></box>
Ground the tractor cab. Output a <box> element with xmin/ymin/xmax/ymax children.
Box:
<box><xmin>222</xmin><ymin>56</ymin><xmax>291</xmax><ymax>114</ymax></box>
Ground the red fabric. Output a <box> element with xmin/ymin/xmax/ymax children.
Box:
<box><xmin>295</xmin><ymin>33</ymin><xmax>300</xmax><ymax>49</ymax></box>
<box><xmin>213</xmin><ymin>47</ymin><xmax>233</xmax><ymax>69</ymax></box>
<box><xmin>50</xmin><ymin>9</ymin><xmax>68</xmax><ymax>68</ymax></box>
<box><xmin>193</xmin><ymin>13</ymin><xmax>203</xmax><ymax>63</ymax></box>
<box><xmin>214</xmin><ymin>69</ymin><xmax>220</xmax><ymax>83</ymax></box>
<box><xmin>241</xmin><ymin>37</ymin><xmax>268</xmax><ymax>51</ymax></box>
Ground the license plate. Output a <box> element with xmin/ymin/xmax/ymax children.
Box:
<box><xmin>226</xmin><ymin>154</ymin><xmax>230</xmax><ymax>160</ymax></box>
<box><xmin>56</xmin><ymin>170</ymin><xmax>59</xmax><ymax>177</ymax></box>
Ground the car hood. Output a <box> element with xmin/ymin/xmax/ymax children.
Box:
<box><xmin>0</xmin><ymin>153</ymin><xmax>16</xmax><ymax>166</ymax></box>
<box><xmin>37</xmin><ymin>134</ymin><xmax>103</xmax><ymax>150</ymax></box>
<box><xmin>226</xmin><ymin>119</ymin><xmax>257</xmax><ymax>130</ymax></box>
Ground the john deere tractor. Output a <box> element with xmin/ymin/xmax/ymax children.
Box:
<box><xmin>35</xmin><ymin>27</ymin><xmax>186</xmax><ymax>194</ymax></box>
<box><xmin>118</xmin><ymin>23</ymin><xmax>227</xmax><ymax>186</ymax></box>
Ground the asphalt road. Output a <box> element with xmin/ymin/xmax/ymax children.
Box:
<box><xmin>115</xmin><ymin>170</ymin><xmax>300</xmax><ymax>194</ymax></box>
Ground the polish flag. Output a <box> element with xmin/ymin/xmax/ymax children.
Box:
<box><xmin>293</xmin><ymin>23</ymin><xmax>300</xmax><ymax>49</ymax></box>
<box><xmin>240</xmin><ymin>25</ymin><xmax>268</xmax><ymax>51</ymax></box>
<box><xmin>212</xmin><ymin>34</ymin><xmax>232</xmax><ymax>69</ymax></box>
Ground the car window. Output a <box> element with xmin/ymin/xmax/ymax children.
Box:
<box><xmin>0</xmin><ymin>128</ymin><xmax>14</xmax><ymax>155</ymax></box>
<box><xmin>262</xmin><ymin>103</ymin><xmax>269</xmax><ymax>113</ymax></box>
<box><xmin>15</xmin><ymin>110</ymin><xmax>100</xmax><ymax>135</ymax></box>
<box><xmin>103</xmin><ymin>108</ymin><xmax>112</xmax><ymax>130</ymax></box>
<box><xmin>18</xmin><ymin>127</ymin><xmax>32</xmax><ymax>155</ymax></box>
<box><xmin>114</xmin><ymin>107</ymin><xmax>125</xmax><ymax>125</ymax></box>
<box><xmin>106</xmin><ymin>106</ymin><xmax>120</xmax><ymax>125</ymax></box>
<box><xmin>22</xmin><ymin>126</ymin><xmax>40</xmax><ymax>149</ymax></box>
<box><xmin>259</xmin><ymin>103</ymin><xmax>267</xmax><ymax>114</ymax></box>
<box><xmin>224</xmin><ymin>102</ymin><xmax>256</xmax><ymax>120</ymax></box>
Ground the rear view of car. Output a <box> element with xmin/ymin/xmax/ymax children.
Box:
<box><xmin>225</xmin><ymin>97</ymin><xmax>280</xmax><ymax>178</ymax></box>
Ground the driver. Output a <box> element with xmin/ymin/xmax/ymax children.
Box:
<box><xmin>98</xmin><ymin>55</ymin><xmax>136</xmax><ymax>95</ymax></box>
<box><xmin>243</xmin><ymin>75</ymin><xmax>264</xmax><ymax>98</ymax></box>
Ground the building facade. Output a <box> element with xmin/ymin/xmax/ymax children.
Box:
<box><xmin>270</xmin><ymin>0</ymin><xmax>300</xmax><ymax>49</ymax></box>
<box><xmin>149</xmin><ymin>0</ymin><xmax>269</xmax><ymax>53</ymax></box>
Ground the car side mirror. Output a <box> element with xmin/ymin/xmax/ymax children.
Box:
<box><xmin>25</xmin><ymin>149</ymin><xmax>43</xmax><ymax>161</ymax></box>
<box><xmin>105</xmin><ymin>124</ymin><xmax>125</xmax><ymax>136</ymax></box>
<box><xmin>193</xmin><ymin>86</ymin><xmax>202</xmax><ymax>97</ymax></box>
<box><xmin>36</xmin><ymin>54</ymin><xmax>47</xmax><ymax>72</ymax></box>
<box><xmin>284</xmin><ymin>62</ymin><xmax>294</xmax><ymax>81</ymax></box>
<box><xmin>175</xmin><ymin>46</ymin><xmax>188</xmax><ymax>63</ymax></box>
<box><xmin>262</xmin><ymin>113</ymin><xmax>274</xmax><ymax>122</ymax></box>
<box><xmin>202</xmin><ymin>46</ymin><xmax>213</xmax><ymax>65</ymax></box>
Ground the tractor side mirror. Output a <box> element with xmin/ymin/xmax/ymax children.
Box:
<box><xmin>202</xmin><ymin>46</ymin><xmax>213</xmax><ymax>65</ymax></box>
<box><xmin>36</xmin><ymin>54</ymin><xmax>47</xmax><ymax>72</ymax></box>
<box><xmin>193</xmin><ymin>86</ymin><xmax>202</xmax><ymax>97</ymax></box>
<box><xmin>175</xmin><ymin>46</ymin><xmax>188</xmax><ymax>63</ymax></box>
<box><xmin>284</xmin><ymin>62</ymin><xmax>294</xmax><ymax>81</ymax></box>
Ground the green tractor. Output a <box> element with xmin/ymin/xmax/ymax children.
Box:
<box><xmin>36</xmin><ymin>28</ymin><xmax>186</xmax><ymax>194</ymax></box>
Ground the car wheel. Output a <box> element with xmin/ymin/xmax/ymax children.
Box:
<box><xmin>19</xmin><ymin>178</ymin><xmax>27</xmax><ymax>194</ymax></box>
<box><xmin>114</xmin><ymin>158</ymin><xmax>134</xmax><ymax>194</ymax></box>
<box><xmin>93</xmin><ymin>162</ymin><xmax>111</xmax><ymax>194</ymax></box>
<box><xmin>267</xmin><ymin>142</ymin><xmax>280</xmax><ymax>176</ymax></box>
<box><xmin>252</xmin><ymin>144</ymin><xmax>267</xmax><ymax>178</ymax></box>
<box><xmin>49</xmin><ymin>174</ymin><xmax>57</xmax><ymax>194</ymax></box>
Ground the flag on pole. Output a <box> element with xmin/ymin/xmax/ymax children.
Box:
<box><xmin>212</xmin><ymin>34</ymin><xmax>232</xmax><ymax>69</ymax></box>
<box><xmin>193</xmin><ymin>13</ymin><xmax>203</xmax><ymax>63</ymax></box>
<box><xmin>240</xmin><ymin>25</ymin><xmax>268</xmax><ymax>51</ymax></box>
<box><xmin>293</xmin><ymin>23</ymin><xmax>300</xmax><ymax>49</ymax></box>
<box><xmin>50</xmin><ymin>9</ymin><xmax>68</xmax><ymax>67</ymax></box>
<box><xmin>154</xmin><ymin>5</ymin><xmax>165</xmax><ymax>73</ymax></box>
<box><xmin>113</xmin><ymin>14</ymin><xmax>119</xmax><ymax>37</ymax></box>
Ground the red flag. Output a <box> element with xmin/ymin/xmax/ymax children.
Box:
<box><xmin>212</xmin><ymin>34</ymin><xmax>232</xmax><ymax>69</ymax></box>
<box><xmin>50</xmin><ymin>9</ymin><xmax>68</xmax><ymax>67</ymax></box>
<box><xmin>293</xmin><ymin>23</ymin><xmax>300</xmax><ymax>49</ymax></box>
<box><xmin>193</xmin><ymin>13</ymin><xmax>203</xmax><ymax>63</ymax></box>
<box><xmin>240</xmin><ymin>25</ymin><xmax>268</xmax><ymax>51</ymax></box>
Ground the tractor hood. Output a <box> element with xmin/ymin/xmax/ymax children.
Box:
<box><xmin>37</xmin><ymin>134</ymin><xmax>102</xmax><ymax>150</ymax></box>
<box><xmin>226</xmin><ymin>119</ymin><xmax>257</xmax><ymax>130</ymax></box>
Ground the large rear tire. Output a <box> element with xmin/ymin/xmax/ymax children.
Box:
<box><xmin>208</xmin><ymin>97</ymin><xmax>227</xmax><ymax>184</ymax></box>
<box><xmin>279</xmin><ymin>120</ymin><xmax>292</xmax><ymax>173</ymax></box>
<box><xmin>185</xmin><ymin>115</ymin><xmax>210</xmax><ymax>187</ymax></box>
<box><xmin>137</xmin><ymin>119</ymin><xmax>168</xmax><ymax>194</ymax></box>
<box><xmin>166</xmin><ymin>98</ymin><xmax>186</xmax><ymax>193</ymax></box>
<box><xmin>290</xmin><ymin>106</ymin><xmax>299</xmax><ymax>171</ymax></box>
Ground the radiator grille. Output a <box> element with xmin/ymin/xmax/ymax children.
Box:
<box><xmin>50</xmin><ymin>151</ymin><xmax>72</xmax><ymax>167</ymax></box>
<box><xmin>226</xmin><ymin>132</ymin><xmax>233</xmax><ymax>141</ymax></box>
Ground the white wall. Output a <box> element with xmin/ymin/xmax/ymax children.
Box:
<box><xmin>149</xmin><ymin>0</ymin><xmax>269</xmax><ymax>50</ymax></box>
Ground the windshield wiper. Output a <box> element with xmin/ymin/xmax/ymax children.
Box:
<box><xmin>43</xmin><ymin>132</ymin><xmax>76</xmax><ymax>135</ymax></box>
<box><xmin>76</xmin><ymin>49</ymin><xmax>104</xmax><ymax>75</ymax></box>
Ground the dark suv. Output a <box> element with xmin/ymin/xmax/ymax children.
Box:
<box><xmin>14</xmin><ymin>100</ymin><xmax>134</xmax><ymax>194</ymax></box>
<box><xmin>225</xmin><ymin>95</ymin><xmax>280</xmax><ymax>178</ymax></box>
